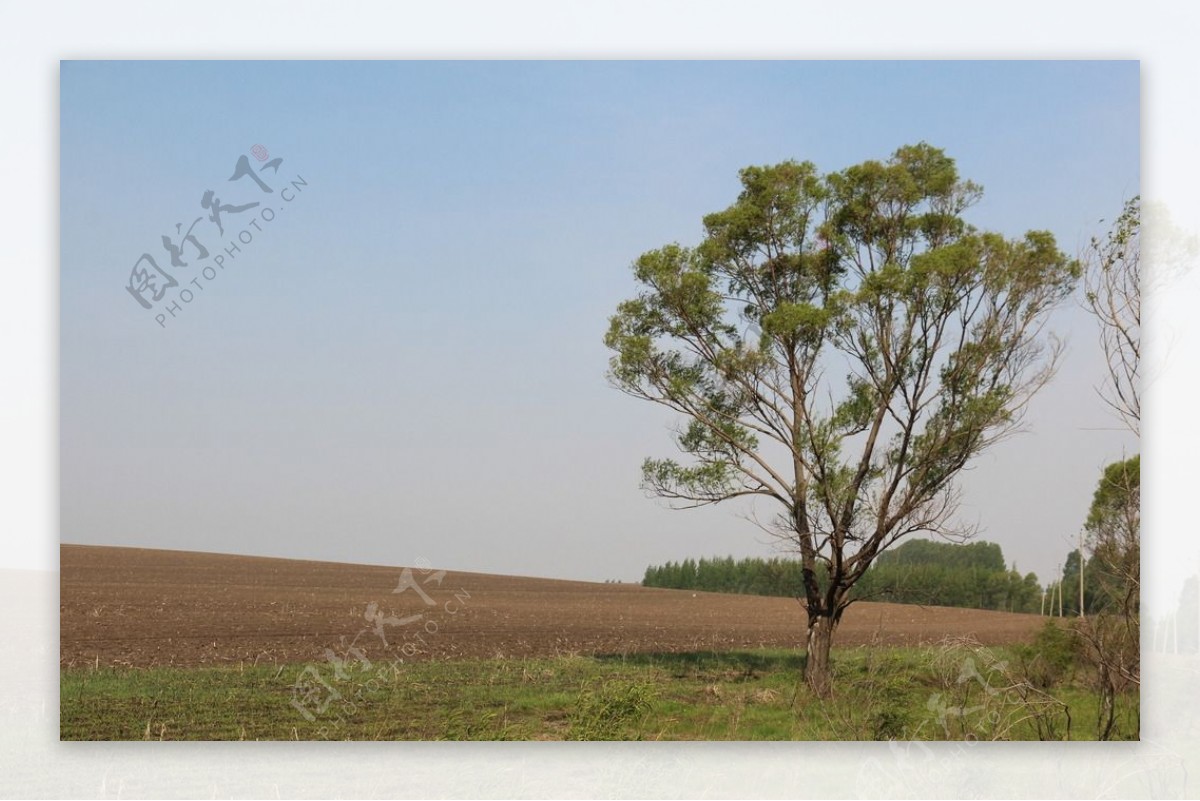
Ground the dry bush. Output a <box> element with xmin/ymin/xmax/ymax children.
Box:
<box><xmin>926</xmin><ymin>636</ymin><xmax>1071</xmax><ymax>741</ymax></box>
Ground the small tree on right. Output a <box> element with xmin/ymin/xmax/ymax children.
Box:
<box><xmin>1084</xmin><ymin>455</ymin><xmax>1140</xmax><ymax>616</ymax></box>
<box><xmin>1078</xmin><ymin>198</ymin><xmax>1141</xmax><ymax>739</ymax></box>
<box><xmin>1075</xmin><ymin>455</ymin><xmax>1140</xmax><ymax>739</ymax></box>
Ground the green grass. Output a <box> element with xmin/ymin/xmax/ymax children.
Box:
<box><xmin>60</xmin><ymin>645</ymin><xmax>1138</xmax><ymax>741</ymax></box>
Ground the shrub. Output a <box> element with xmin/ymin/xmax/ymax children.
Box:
<box><xmin>1013</xmin><ymin>621</ymin><xmax>1078</xmax><ymax>690</ymax></box>
<box><xmin>568</xmin><ymin>679</ymin><xmax>656</xmax><ymax>740</ymax></box>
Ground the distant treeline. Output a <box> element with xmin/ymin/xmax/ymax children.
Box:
<box><xmin>642</xmin><ymin>540</ymin><xmax>1042</xmax><ymax>613</ymax></box>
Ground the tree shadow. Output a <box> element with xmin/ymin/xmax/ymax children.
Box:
<box><xmin>592</xmin><ymin>649</ymin><xmax>805</xmax><ymax>677</ymax></box>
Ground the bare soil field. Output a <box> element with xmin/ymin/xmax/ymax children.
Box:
<box><xmin>61</xmin><ymin>544</ymin><xmax>1046</xmax><ymax>669</ymax></box>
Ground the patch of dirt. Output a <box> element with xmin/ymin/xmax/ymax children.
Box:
<box><xmin>60</xmin><ymin>545</ymin><xmax>1047</xmax><ymax>668</ymax></box>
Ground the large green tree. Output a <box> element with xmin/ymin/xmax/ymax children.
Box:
<box><xmin>605</xmin><ymin>144</ymin><xmax>1078</xmax><ymax>696</ymax></box>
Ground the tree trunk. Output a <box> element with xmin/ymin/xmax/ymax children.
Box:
<box><xmin>804</xmin><ymin>610</ymin><xmax>836</xmax><ymax>698</ymax></box>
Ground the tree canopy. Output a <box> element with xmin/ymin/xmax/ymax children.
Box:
<box><xmin>1084</xmin><ymin>455</ymin><xmax>1140</xmax><ymax>612</ymax></box>
<box><xmin>606</xmin><ymin>143</ymin><xmax>1078</xmax><ymax>695</ymax></box>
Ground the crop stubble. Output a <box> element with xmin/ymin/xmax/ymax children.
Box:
<box><xmin>60</xmin><ymin>544</ymin><xmax>1045</xmax><ymax>669</ymax></box>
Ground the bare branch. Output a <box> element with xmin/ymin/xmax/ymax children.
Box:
<box><xmin>1082</xmin><ymin>197</ymin><xmax>1141</xmax><ymax>435</ymax></box>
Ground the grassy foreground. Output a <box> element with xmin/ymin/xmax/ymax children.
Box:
<box><xmin>61</xmin><ymin>640</ymin><xmax>1137</xmax><ymax>741</ymax></box>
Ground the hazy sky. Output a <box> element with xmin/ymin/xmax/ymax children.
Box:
<box><xmin>61</xmin><ymin>60</ymin><xmax>1139</xmax><ymax>587</ymax></box>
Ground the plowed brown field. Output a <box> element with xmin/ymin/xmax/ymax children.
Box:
<box><xmin>60</xmin><ymin>544</ymin><xmax>1046</xmax><ymax>668</ymax></box>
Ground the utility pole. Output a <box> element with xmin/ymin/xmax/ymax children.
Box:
<box><xmin>1041</xmin><ymin>587</ymin><xmax>1046</xmax><ymax>616</ymax></box>
<box><xmin>1079</xmin><ymin>529</ymin><xmax>1086</xmax><ymax>618</ymax></box>
<box><xmin>1053</xmin><ymin>564</ymin><xmax>1062</xmax><ymax>617</ymax></box>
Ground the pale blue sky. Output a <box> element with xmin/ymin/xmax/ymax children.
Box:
<box><xmin>61</xmin><ymin>60</ymin><xmax>1139</xmax><ymax>585</ymax></box>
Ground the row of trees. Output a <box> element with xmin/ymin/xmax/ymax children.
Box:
<box><xmin>643</xmin><ymin>539</ymin><xmax>1043</xmax><ymax>613</ymax></box>
<box><xmin>642</xmin><ymin>555</ymin><xmax>806</xmax><ymax>597</ymax></box>
<box><xmin>868</xmin><ymin>540</ymin><xmax>1041</xmax><ymax>611</ymax></box>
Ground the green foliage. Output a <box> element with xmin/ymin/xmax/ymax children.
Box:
<box><xmin>643</xmin><ymin>555</ymin><xmax>808</xmax><ymax>597</ymax></box>
<box><xmin>875</xmin><ymin>539</ymin><xmax>1003</xmax><ymax>571</ymax></box>
<box><xmin>1072</xmin><ymin>456</ymin><xmax>1140</xmax><ymax>740</ymax></box>
<box><xmin>1051</xmin><ymin>456</ymin><xmax>1141</xmax><ymax>617</ymax></box>
<box><xmin>1013</xmin><ymin>621</ymin><xmax>1079</xmax><ymax>690</ymax></box>
<box><xmin>1084</xmin><ymin>455</ymin><xmax>1140</xmax><ymax>611</ymax></box>
<box><xmin>61</xmin><ymin>646</ymin><xmax>1136</xmax><ymax>741</ymax></box>
<box><xmin>644</xmin><ymin>540</ymin><xmax>1042</xmax><ymax>613</ymax></box>
<box><xmin>567</xmin><ymin>679</ymin><xmax>656</xmax><ymax>740</ymax></box>
<box><xmin>607</xmin><ymin>144</ymin><xmax>1076</xmax><ymax>521</ymax></box>
<box><xmin>1057</xmin><ymin>550</ymin><xmax>1092</xmax><ymax>617</ymax></box>
<box><xmin>608</xmin><ymin>144</ymin><xmax>1077</xmax><ymax>694</ymax></box>
<box><xmin>1086</xmin><ymin>456</ymin><xmax>1139</xmax><ymax>528</ymax></box>
<box><xmin>827</xmin><ymin>649</ymin><xmax>921</xmax><ymax>740</ymax></box>
<box><xmin>863</xmin><ymin>540</ymin><xmax>1041</xmax><ymax>612</ymax></box>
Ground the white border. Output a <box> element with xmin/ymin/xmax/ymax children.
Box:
<box><xmin>5</xmin><ymin>1</ymin><xmax>1198</xmax><ymax>797</ymax></box>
